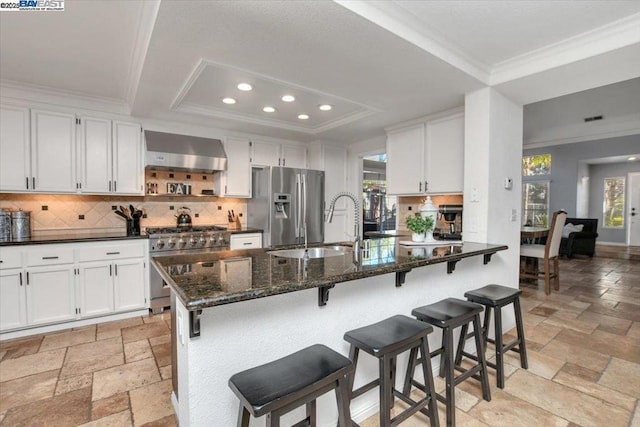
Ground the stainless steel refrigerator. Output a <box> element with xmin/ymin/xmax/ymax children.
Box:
<box><xmin>247</xmin><ymin>166</ymin><xmax>324</xmax><ymax>247</ymax></box>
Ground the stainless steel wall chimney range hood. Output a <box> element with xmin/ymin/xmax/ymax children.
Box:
<box><xmin>144</xmin><ymin>130</ymin><xmax>227</xmax><ymax>173</ymax></box>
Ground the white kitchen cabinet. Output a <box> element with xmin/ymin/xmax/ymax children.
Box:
<box><xmin>0</xmin><ymin>269</ymin><xmax>27</xmax><ymax>331</ymax></box>
<box><xmin>26</xmin><ymin>265</ymin><xmax>77</xmax><ymax>326</ymax></box>
<box><xmin>216</xmin><ymin>137</ymin><xmax>251</xmax><ymax>198</ymax></box>
<box><xmin>386</xmin><ymin>123</ymin><xmax>426</xmax><ymax>195</ymax></box>
<box><xmin>386</xmin><ymin>110</ymin><xmax>464</xmax><ymax>195</ymax></box>
<box><xmin>229</xmin><ymin>233</ymin><xmax>263</xmax><ymax>250</ymax></box>
<box><xmin>30</xmin><ymin>109</ymin><xmax>77</xmax><ymax>193</ymax></box>
<box><xmin>79</xmin><ymin>118</ymin><xmax>143</xmax><ymax>195</ymax></box>
<box><xmin>112</xmin><ymin>121</ymin><xmax>143</xmax><ymax>194</ymax></box>
<box><xmin>250</xmin><ymin>140</ymin><xmax>307</xmax><ymax>168</ymax></box>
<box><xmin>113</xmin><ymin>258</ymin><xmax>146</xmax><ymax>312</ymax></box>
<box><xmin>0</xmin><ymin>104</ymin><xmax>31</xmax><ymax>192</ymax></box>
<box><xmin>78</xmin><ymin>262</ymin><xmax>115</xmax><ymax>317</ymax></box>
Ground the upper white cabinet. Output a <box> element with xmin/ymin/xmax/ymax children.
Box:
<box><xmin>0</xmin><ymin>104</ymin><xmax>144</xmax><ymax>195</ymax></box>
<box><xmin>386</xmin><ymin>111</ymin><xmax>464</xmax><ymax>195</ymax></box>
<box><xmin>216</xmin><ymin>137</ymin><xmax>251</xmax><ymax>198</ymax></box>
<box><xmin>0</xmin><ymin>105</ymin><xmax>31</xmax><ymax>191</ymax></box>
<box><xmin>80</xmin><ymin>118</ymin><xmax>142</xmax><ymax>195</ymax></box>
<box><xmin>250</xmin><ymin>140</ymin><xmax>307</xmax><ymax>169</ymax></box>
<box><xmin>31</xmin><ymin>109</ymin><xmax>77</xmax><ymax>193</ymax></box>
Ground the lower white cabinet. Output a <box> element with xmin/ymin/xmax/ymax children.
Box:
<box><xmin>229</xmin><ymin>233</ymin><xmax>263</xmax><ymax>250</ymax></box>
<box><xmin>0</xmin><ymin>240</ymin><xmax>148</xmax><ymax>333</ymax></box>
<box><xmin>26</xmin><ymin>265</ymin><xmax>76</xmax><ymax>326</ymax></box>
<box><xmin>113</xmin><ymin>259</ymin><xmax>146</xmax><ymax>312</ymax></box>
<box><xmin>0</xmin><ymin>269</ymin><xmax>27</xmax><ymax>330</ymax></box>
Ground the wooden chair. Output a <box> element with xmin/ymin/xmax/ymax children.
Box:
<box><xmin>520</xmin><ymin>210</ymin><xmax>567</xmax><ymax>294</ymax></box>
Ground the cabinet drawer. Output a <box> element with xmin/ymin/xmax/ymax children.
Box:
<box><xmin>229</xmin><ymin>233</ymin><xmax>262</xmax><ymax>250</ymax></box>
<box><xmin>0</xmin><ymin>248</ymin><xmax>22</xmax><ymax>270</ymax></box>
<box><xmin>76</xmin><ymin>241</ymin><xmax>145</xmax><ymax>262</ymax></box>
<box><xmin>26</xmin><ymin>245</ymin><xmax>74</xmax><ymax>266</ymax></box>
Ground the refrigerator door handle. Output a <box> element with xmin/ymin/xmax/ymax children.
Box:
<box><xmin>295</xmin><ymin>173</ymin><xmax>302</xmax><ymax>239</ymax></box>
<box><xmin>301</xmin><ymin>173</ymin><xmax>307</xmax><ymax>245</ymax></box>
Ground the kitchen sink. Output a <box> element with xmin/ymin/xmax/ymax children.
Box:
<box><xmin>267</xmin><ymin>245</ymin><xmax>352</xmax><ymax>259</ymax></box>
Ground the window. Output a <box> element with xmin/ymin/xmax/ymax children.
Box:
<box><xmin>522</xmin><ymin>181</ymin><xmax>550</xmax><ymax>227</ymax></box>
<box><xmin>603</xmin><ymin>177</ymin><xmax>625</xmax><ymax>228</ymax></box>
<box><xmin>522</xmin><ymin>154</ymin><xmax>551</xmax><ymax>176</ymax></box>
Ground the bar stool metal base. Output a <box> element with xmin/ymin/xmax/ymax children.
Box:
<box><xmin>344</xmin><ymin>315</ymin><xmax>439</xmax><ymax>427</ymax></box>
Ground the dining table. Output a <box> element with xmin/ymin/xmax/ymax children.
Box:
<box><xmin>521</xmin><ymin>226</ymin><xmax>549</xmax><ymax>243</ymax></box>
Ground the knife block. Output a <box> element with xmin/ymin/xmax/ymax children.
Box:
<box><xmin>228</xmin><ymin>217</ymin><xmax>241</xmax><ymax>230</ymax></box>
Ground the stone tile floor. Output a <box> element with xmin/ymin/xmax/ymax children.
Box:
<box><xmin>0</xmin><ymin>253</ymin><xmax>638</xmax><ymax>426</ymax></box>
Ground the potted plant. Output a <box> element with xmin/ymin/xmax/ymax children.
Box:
<box><xmin>406</xmin><ymin>214</ymin><xmax>431</xmax><ymax>242</ymax></box>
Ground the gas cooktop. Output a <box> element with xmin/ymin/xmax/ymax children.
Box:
<box><xmin>145</xmin><ymin>225</ymin><xmax>227</xmax><ymax>235</ymax></box>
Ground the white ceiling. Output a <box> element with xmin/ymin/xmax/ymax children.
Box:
<box><xmin>1</xmin><ymin>0</ymin><xmax>639</xmax><ymax>145</ymax></box>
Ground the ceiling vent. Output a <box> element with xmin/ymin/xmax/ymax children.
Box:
<box><xmin>583</xmin><ymin>115</ymin><xmax>604</xmax><ymax>122</ymax></box>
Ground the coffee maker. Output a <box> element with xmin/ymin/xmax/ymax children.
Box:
<box><xmin>438</xmin><ymin>205</ymin><xmax>463</xmax><ymax>240</ymax></box>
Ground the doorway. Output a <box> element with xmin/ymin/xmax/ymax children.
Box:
<box><xmin>362</xmin><ymin>153</ymin><xmax>396</xmax><ymax>237</ymax></box>
<box><xmin>628</xmin><ymin>172</ymin><xmax>640</xmax><ymax>246</ymax></box>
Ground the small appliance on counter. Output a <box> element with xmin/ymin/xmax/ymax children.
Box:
<box><xmin>438</xmin><ymin>205</ymin><xmax>463</xmax><ymax>240</ymax></box>
<box><xmin>0</xmin><ymin>208</ymin><xmax>31</xmax><ymax>241</ymax></box>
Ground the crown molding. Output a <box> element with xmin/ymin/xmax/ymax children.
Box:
<box><xmin>524</xmin><ymin>127</ymin><xmax>640</xmax><ymax>149</ymax></box>
<box><xmin>334</xmin><ymin>0</ymin><xmax>491</xmax><ymax>84</ymax></box>
<box><xmin>491</xmin><ymin>13</ymin><xmax>640</xmax><ymax>85</ymax></box>
<box><xmin>384</xmin><ymin>106</ymin><xmax>464</xmax><ymax>132</ymax></box>
<box><xmin>0</xmin><ymin>80</ymin><xmax>130</xmax><ymax>114</ymax></box>
<box><xmin>124</xmin><ymin>0</ymin><xmax>160</xmax><ymax>107</ymax></box>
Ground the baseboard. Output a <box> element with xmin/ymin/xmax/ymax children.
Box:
<box><xmin>596</xmin><ymin>241</ymin><xmax>627</xmax><ymax>246</ymax></box>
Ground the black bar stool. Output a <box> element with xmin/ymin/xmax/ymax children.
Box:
<box><xmin>343</xmin><ymin>315</ymin><xmax>439</xmax><ymax>427</ymax></box>
<box><xmin>228</xmin><ymin>344</ymin><xmax>354</xmax><ymax>427</ymax></box>
<box><xmin>404</xmin><ymin>298</ymin><xmax>491</xmax><ymax>427</ymax></box>
<box><xmin>455</xmin><ymin>284</ymin><xmax>528</xmax><ymax>389</ymax></box>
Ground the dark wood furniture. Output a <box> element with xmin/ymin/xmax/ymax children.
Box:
<box><xmin>404</xmin><ymin>298</ymin><xmax>491</xmax><ymax>427</ymax></box>
<box><xmin>456</xmin><ymin>284</ymin><xmax>528</xmax><ymax>389</ymax></box>
<box><xmin>228</xmin><ymin>344</ymin><xmax>353</xmax><ymax>427</ymax></box>
<box><xmin>344</xmin><ymin>315</ymin><xmax>439</xmax><ymax>427</ymax></box>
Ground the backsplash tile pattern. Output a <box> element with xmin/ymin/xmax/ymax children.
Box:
<box><xmin>0</xmin><ymin>194</ymin><xmax>247</xmax><ymax>234</ymax></box>
<box><xmin>397</xmin><ymin>194</ymin><xmax>463</xmax><ymax>232</ymax></box>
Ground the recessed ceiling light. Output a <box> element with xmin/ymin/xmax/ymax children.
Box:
<box><xmin>318</xmin><ymin>104</ymin><xmax>332</xmax><ymax>111</ymax></box>
<box><xmin>281</xmin><ymin>95</ymin><xmax>295</xmax><ymax>102</ymax></box>
<box><xmin>263</xmin><ymin>106</ymin><xmax>276</xmax><ymax>113</ymax></box>
<box><xmin>629</xmin><ymin>156</ymin><xmax>637</xmax><ymax>161</ymax></box>
<box><xmin>237</xmin><ymin>83</ymin><xmax>252</xmax><ymax>91</ymax></box>
<box><xmin>222</xmin><ymin>97</ymin><xmax>236</xmax><ymax>105</ymax></box>
<box><xmin>298</xmin><ymin>114</ymin><xmax>309</xmax><ymax>120</ymax></box>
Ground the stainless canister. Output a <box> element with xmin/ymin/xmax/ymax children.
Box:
<box><xmin>0</xmin><ymin>208</ymin><xmax>10</xmax><ymax>241</ymax></box>
<box><xmin>11</xmin><ymin>210</ymin><xmax>31</xmax><ymax>240</ymax></box>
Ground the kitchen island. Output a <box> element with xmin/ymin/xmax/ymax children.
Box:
<box><xmin>152</xmin><ymin>238</ymin><xmax>509</xmax><ymax>426</ymax></box>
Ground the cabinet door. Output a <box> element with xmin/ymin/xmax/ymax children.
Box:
<box><xmin>220</xmin><ymin>137</ymin><xmax>251</xmax><ymax>197</ymax></box>
<box><xmin>0</xmin><ymin>105</ymin><xmax>31</xmax><ymax>192</ymax></box>
<box><xmin>425</xmin><ymin>114</ymin><xmax>464</xmax><ymax>193</ymax></box>
<box><xmin>112</xmin><ymin>121</ymin><xmax>143</xmax><ymax>195</ymax></box>
<box><xmin>78</xmin><ymin>262</ymin><xmax>114</xmax><ymax>317</ymax></box>
<box><xmin>30</xmin><ymin>109</ymin><xmax>77</xmax><ymax>192</ymax></box>
<box><xmin>26</xmin><ymin>265</ymin><xmax>76</xmax><ymax>325</ymax></box>
<box><xmin>386</xmin><ymin>124</ymin><xmax>425</xmax><ymax>195</ymax></box>
<box><xmin>250</xmin><ymin>140</ymin><xmax>280</xmax><ymax>166</ymax></box>
<box><xmin>0</xmin><ymin>269</ymin><xmax>27</xmax><ymax>331</ymax></box>
<box><xmin>113</xmin><ymin>259</ymin><xmax>146</xmax><ymax>312</ymax></box>
<box><xmin>281</xmin><ymin>144</ymin><xmax>307</xmax><ymax>168</ymax></box>
<box><xmin>79</xmin><ymin>117</ymin><xmax>112</xmax><ymax>193</ymax></box>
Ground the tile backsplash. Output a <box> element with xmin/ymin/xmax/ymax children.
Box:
<box><xmin>397</xmin><ymin>194</ymin><xmax>463</xmax><ymax>232</ymax></box>
<box><xmin>0</xmin><ymin>194</ymin><xmax>247</xmax><ymax>234</ymax></box>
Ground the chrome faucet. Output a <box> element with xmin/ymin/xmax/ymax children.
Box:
<box><xmin>327</xmin><ymin>192</ymin><xmax>361</xmax><ymax>263</ymax></box>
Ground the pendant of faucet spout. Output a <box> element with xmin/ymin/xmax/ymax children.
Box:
<box><xmin>327</xmin><ymin>192</ymin><xmax>361</xmax><ymax>260</ymax></box>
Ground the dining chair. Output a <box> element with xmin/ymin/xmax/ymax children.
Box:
<box><xmin>520</xmin><ymin>210</ymin><xmax>567</xmax><ymax>295</ymax></box>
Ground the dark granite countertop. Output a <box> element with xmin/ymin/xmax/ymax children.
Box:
<box><xmin>151</xmin><ymin>238</ymin><xmax>508</xmax><ymax>311</ymax></box>
<box><xmin>0</xmin><ymin>232</ymin><xmax>149</xmax><ymax>246</ymax></box>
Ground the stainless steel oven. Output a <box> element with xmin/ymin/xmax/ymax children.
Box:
<box><xmin>147</xmin><ymin>225</ymin><xmax>230</xmax><ymax>313</ymax></box>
